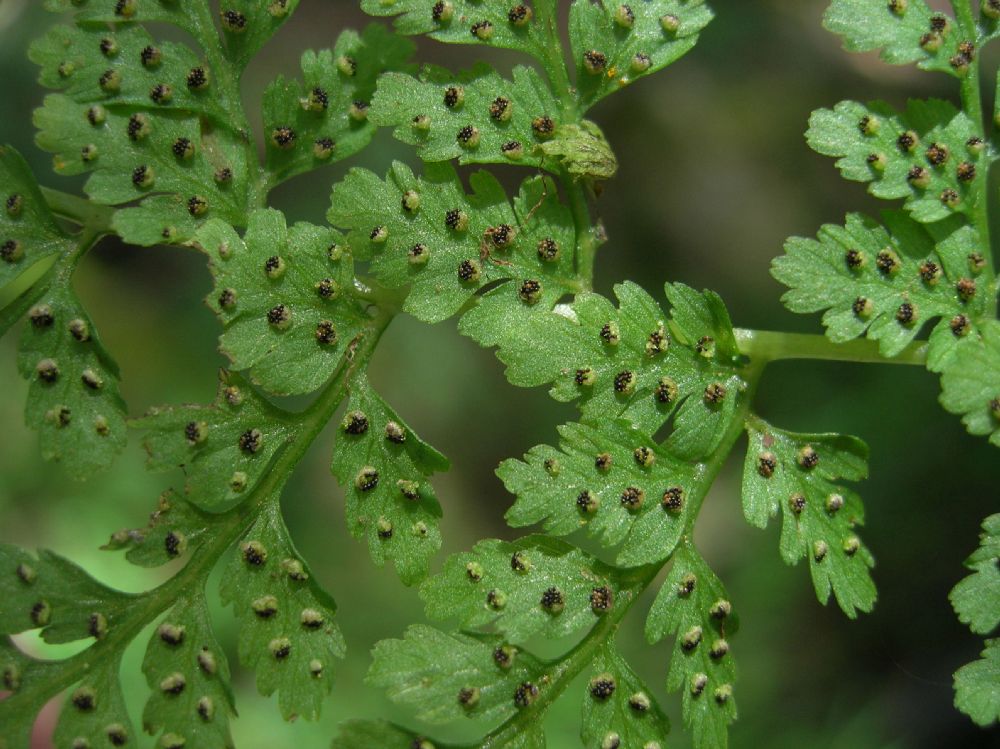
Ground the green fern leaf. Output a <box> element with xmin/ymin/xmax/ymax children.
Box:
<box><xmin>0</xmin><ymin>545</ymin><xmax>138</xmax><ymax>644</ymax></box>
<box><xmin>581</xmin><ymin>643</ymin><xmax>671</xmax><ymax>749</ymax></box>
<box><xmin>568</xmin><ymin>0</ymin><xmax>714</xmax><ymax>109</ymax></box>
<box><xmin>263</xmin><ymin>25</ymin><xmax>414</xmax><ymax>187</ymax></box>
<box><xmin>645</xmin><ymin>541</ymin><xmax>737</xmax><ymax>749</ymax></box>
<box><xmin>46</xmin><ymin>0</ymin><xmax>220</xmax><ymax>43</ymax></box>
<box><xmin>0</xmin><ymin>549</ymin><xmax>138</xmax><ymax>748</ymax></box>
<box><xmin>101</xmin><ymin>489</ymin><xmax>226</xmax><ymax>569</ymax></box>
<box><xmin>328</xmin><ymin>162</ymin><xmax>578</xmax><ymax>323</ymax></box>
<box><xmin>742</xmin><ymin>420</ymin><xmax>875</xmax><ymax>618</ymax></box>
<box><xmin>367</xmin><ymin>624</ymin><xmax>546</xmax><ymax>725</ymax></box>
<box><xmin>371</xmin><ymin>64</ymin><xmax>560</xmax><ymax>169</ymax></box>
<box><xmin>46</xmin><ymin>0</ymin><xmax>297</xmax><ymax>72</ymax></box>
<box><xmin>217</xmin><ymin>0</ymin><xmax>301</xmax><ymax>70</ymax></box>
<box><xmin>142</xmin><ymin>593</ymin><xmax>236</xmax><ymax>749</ymax></box>
<box><xmin>951</xmin><ymin>515</ymin><xmax>1000</xmax><ymax>726</ymax></box>
<box><xmin>329</xmin><ymin>374</ymin><xmax>447</xmax><ymax>585</ymax></box>
<box><xmin>940</xmin><ymin>320</ymin><xmax>1000</xmax><ymax>447</ymax></box>
<box><xmin>17</xmin><ymin>279</ymin><xmax>128</xmax><ymax>479</ymax></box>
<box><xmin>1</xmin><ymin>146</ymin><xmax>127</xmax><ymax>478</ymax></box>
<box><xmin>1</xmin><ymin>637</ymin><xmax>57</xmax><ymax>747</ymax></box>
<box><xmin>472</xmin><ymin>281</ymin><xmax>743</xmax><ymax>458</ymax></box>
<box><xmin>361</xmin><ymin>0</ymin><xmax>557</xmax><ymax>62</ymax></box>
<box><xmin>823</xmin><ymin>0</ymin><xmax>964</xmax><ymax>75</ymax></box>
<box><xmin>498</xmin><ymin>421</ymin><xmax>702</xmax><ymax>567</ymax></box>
<box><xmin>954</xmin><ymin>639</ymin><xmax>1000</xmax><ymax>726</ymax></box>
<box><xmin>420</xmin><ymin>536</ymin><xmax>615</xmax><ymax>641</ymax></box>
<box><xmin>29</xmin><ymin>24</ymin><xmax>230</xmax><ymax>123</ymax></box>
<box><xmin>0</xmin><ymin>145</ymin><xmax>74</xmax><ymax>290</ymax></box>
<box><xmin>194</xmin><ymin>210</ymin><xmax>371</xmax><ymax>395</ymax></box>
<box><xmin>806</xmin><ymin>99</ymin><xmax>988</xmax><ymax>223</ymax></box>
<box><xmin>950</xmin><ymin>514</ymin><xmax>1000</xmax><ymax>636</ymax></box>
<box><xmin>30</xmin><ymin>15</ymin><xmax>253</xmax><ymax>246</ymax></box>
<box><xmin>53</xmin><ymin>656</ymin><xmax>135</xmax><ymax>749</ymax></box>
<box><xmin>219</xmin><ymin>498</ymin><xmax>346</xmax><ymax>721</ymax></box>
<box><xmin>33</xmin><ymin>91</ymin><xmax>251</xmax><ymax>246</ymax></box>
<box><xmin>773</xmin><ymin>212</ymin><xmax>993</xmax><ymax>361</ymax></box>
<box><xmin>138</xmin><ymin>371</ymin><xmax>293</xmax><ymax>511</ymax></box>
<box><xmin>0</xmin><ymin>538</ymin><xmax>235</xmax><ymax>749</ymax></box>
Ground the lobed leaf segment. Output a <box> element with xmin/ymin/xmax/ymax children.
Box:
<box><xmin>950</xmin><ymin>514</ymin><xmax>1000</xmax><ymax>726</ymax></box>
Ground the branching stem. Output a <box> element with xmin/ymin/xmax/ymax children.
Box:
<box><xmin>734</xmin><ymin>328</ymin><xmax>928</xmax><ymax>367</ymax></box>
<box><xmin>534</xmin><ymin>0</ymin><xmax>577</xmax><ymax>118</ymax></box>
<box><xmin>39</xmin><ymin>187</ymin><xmax>114</xmax><ymax>235</ymax></box>
<box><xmin>530</xmin><ymin>0</ymin><xmax>600</xmax><ymax>290</ymax></box>
<box><xmin>565</xmin><ymin>177</ymin><xmax>599</xmax><ymax>290</ymax></box>
<box><xmin>952</xmin><ymin>2</ymin><xmax>984</xmax><ymax>125</ymax></box>
<box><xmin>951</xmin><ymin>0</ymin><xmax>996</xmax><ymax>285</ymax></box>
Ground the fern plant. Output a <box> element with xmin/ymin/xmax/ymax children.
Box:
<box><xmin>0</xmin><ymin>1</ymin><xmax>997</xmax><ymax>748</ymax></box>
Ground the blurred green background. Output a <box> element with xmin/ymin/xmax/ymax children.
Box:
<box><xmin>1</xmin><ymin>1</ymin><xmax>998</xmax><ymax>747</ymax></box>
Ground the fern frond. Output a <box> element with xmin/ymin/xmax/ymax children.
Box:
<box><xmin>102</xmin><ymin>489</ymin><xmax>226</xmax><ymax>568</ymax></box>
<box><xmin>30</xmin><ymin>8</ymin><xmax>255</xmax><ymax>246</ymax></box>
<box><xmin>823</xmin><ymin>0</ymin><xmax>965</xmax><ymax>75</ymax></box>
<box><xmin>141</xmin><ymin>592</ymin><xmax>236</xmax><ymax>748</ymax></box>
<box><xmin>0</xmin><ymin>547</ymin><xmax>144</xmax><ymax>747</ymax></box>
<box><xmin>951</xmin><ymin>514</ymin><xmax>1000</xmax><ymax>725</ymax></box>
<box><xmin>582</xmin><ymin>643</ymin><xmax>672</xmax><ymax>749</ymax></box>
<box><xmin>368</xmin><ymin>624</ymin><xmax>549</xmax><ymax>725</ymax></box>
<box><xmin>420</xmin><ymin>536</ymin><xmax>616</xmax><ymax>640</ymax></box>
<box><xmin>365</xmin><ymin>532</ymin><xmax>673</xmax><ymax>747</ymax></box>
<box><xmin>645</xmin><ymin>541</ymin><xmax>737</xmax><ymax>749</ymax></box>
<box><xmin>262</xmin><ymin>25</ymin><xmax>414</xmax><ymax>188</ymax></box>
<box><xmin>330</xmin><ymin>373</ymin><xmax>448</xmax><ymax>585</ymax></box>
<box><xmin>1</xmin><ymin>145</ymin><xmax>127</xmax><ymax>477</ymax></box>
<box><xmin>470</xmin><ymin>281</ymin><xmax>743</xmax><ymax>459</ymax></box>
<box><xmin>806</xmin><ymin>99</ymin><xmax>987</xmax><ymax>223</ymax></box>
<box><xmin>940</xmin><ymin>320</ymin><xmax>1000</xmax><ymax>447</ymax></box>
<box><xmin>194</xmin><ymin>210</ymin><xmax>372</xmax><ymax>396</ymax></box>
<box><xmin>360</xmin><ymin>0</ymin><xmax>561</xmax><ymax>64</ymax></box>
<box><xmin>364</xmin><ymin>0</ymin><xmax>714</xmax><ymax>113</ymax></box>
<box><xmin>328</xmin><ymin>162</ymin><xmax>578</xmax><ymax>324</ymax></box>
<box><xmin>568</xmin><ymin>0</ymin><xmax>714</xmax><ymax>109</ymax></box>
<box><xmin>742</xmin><ymin>419</ymin><xmax>875</xmax><ymax>618</ymax></box>
<box><xmin>219</xmin><ymin>497</ymin><xmax>346</xmax><ymax>721</ymax></box>
<box><xmin>371</xmin><ymin>64</ymin><xmax>561</xmax><ymax>169</ymax></box>
<box><xmin>774</xmin><ymin>212</ymin><xmax>990</xmax><ymax>362</ymax></box>
<box><xmin>498</xmin><ymin>420</ymin><xmax>703</xmax><ymax>567</ymax></box>
<box><xmin>954</xmin><ymin>639</ymin><xmax>1000</xmax><ymax>726</ymax></box>
<box><xmin>776</xmin><ymin>2</ymin><xmax>999</xmax><ymax>450</ymax></box>
<box><xmin>138</xmin><ymin>371</ymin><xmax>294</xmax><ymax>511</ymax></box>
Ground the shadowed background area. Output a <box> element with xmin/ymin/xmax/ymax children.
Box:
<box><xmin>0</xmin><ymin>1</ymin><xmax>998</xmax><ymax>747</ymax></box>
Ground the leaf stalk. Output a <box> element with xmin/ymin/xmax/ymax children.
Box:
<box><xmin>951</xmin><ymin>0</ymin><xmax>996</xmax><ymax>285</ymax></box>
<box><xmin>734</xmin><ymin>328</ymin><xmax>928</xmax><ymax>367</ymax></box>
